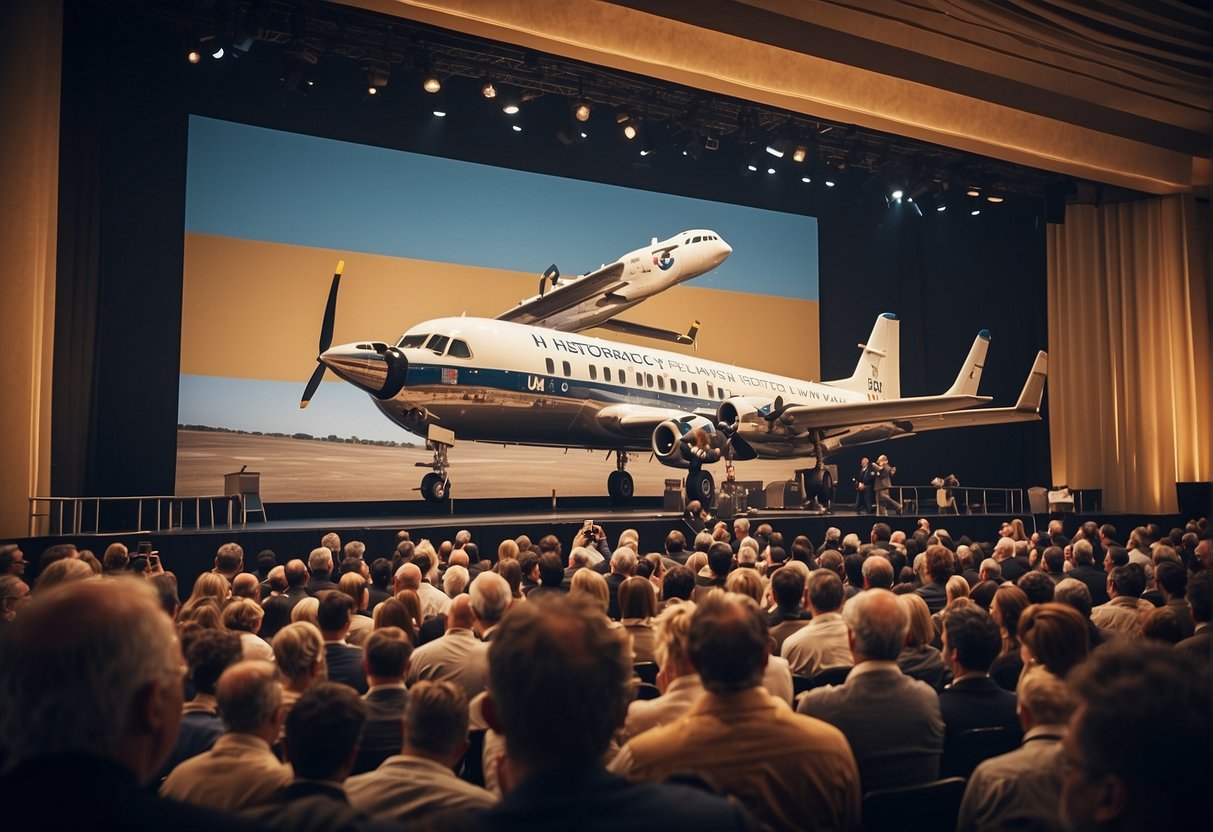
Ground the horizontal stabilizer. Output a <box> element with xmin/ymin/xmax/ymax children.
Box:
<box><xmin>899</xmin><ymin>350</ymin><xmax>1048</xmax><ymax>432</ymax></box>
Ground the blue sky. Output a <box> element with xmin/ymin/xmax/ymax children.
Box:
<box><xmin>186</xmin><ymin>116</ymin><xmax>818</xmax><ymax>300</ymax></box>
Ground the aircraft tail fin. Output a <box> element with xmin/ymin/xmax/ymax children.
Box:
<box><xmin>826</xmin><ymin>313</ymin><xmax>900</xmax><ymax>400</ymax></box>
<box><xmin>1013</xmin><ymin>351</ymin><xmax>1048</xmax><ymax>412</ymax></box>
<box><xmin>943</xmin><ymin>330</ymin><xmax>991</xmax><ymax>398</ymax></box>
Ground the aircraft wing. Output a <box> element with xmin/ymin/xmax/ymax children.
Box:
<box><xmin>595</xmin><ymin>318</ymin><xmax>700</xmax><ymax>346</ymax></box>
<box><xmin>777</xmin><ymin>393</ymin><xmax>991</xmax><ymax>433</ymax></box>
<box><xmin>888</xmin><ymin>351</ymin><xmax>1049</xmax><ymax>432</ymax></box>
<box><xmin>596</xmin><ymin>402</ymin><xmax>702</xmax><ymax>437</ymax></box>
<box><xmin>495</xmin><ymin>262</ymin><xmax>626</xmax><ymax>328</ymax></box>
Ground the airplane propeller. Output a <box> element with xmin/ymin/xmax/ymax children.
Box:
<box><xmin>300</xmin><ymin>261</ymin><xmax>344</xmax><ymax>409</ymax></box>
<box><xmin>716</xmin><ymin>420</ymin><xmax>758</xmax><ymax>461</ymax></box>
<box><xmin>763</xmin><ymin>395</ymin><xmax>792</xmax><ymax>428</ymax></box>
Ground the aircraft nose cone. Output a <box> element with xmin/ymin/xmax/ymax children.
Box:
<box><xmin>320</xmin><ymin>344</ymin><xmax>391</xmax><ymax>395</ymax></box>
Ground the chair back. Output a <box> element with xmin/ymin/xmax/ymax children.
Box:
<box><xmin>633</xmin><ymin>661</ymin><xmax>658</xmax><ymax>685</ymax></box>
<box><xmin>862</xmin><ymin>776</ymin><xmax>966</xmax><ymax>831</ymax></box>
<box><xmin>943</xmin><ymin>725</ymin><xmax>1020</xmax><ymax>778</ymax></box>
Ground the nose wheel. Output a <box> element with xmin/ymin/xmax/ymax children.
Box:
<box><xmin>607</xmin><ymin>451</ymin><xmax>635</xmax><ymax>505</ymax></box>
<box><xmin>416</xmin><ymin>432</ymin><xmax>453</xmax><ymax>504</ymax></box>
<box><xmin>420</xmin><ymin>472</ymin><xmax>450</xmax><ymax>503</ymax></box>
<box><xmin>686</xmin><ymin>470</ymin><xmax>714</xmax><ymax>506</ymax></box>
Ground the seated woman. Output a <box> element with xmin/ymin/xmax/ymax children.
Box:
<box><xmin>618</xmin><ymin>576</ymin><xmax>658</xmax><ymax>663</ymax></box>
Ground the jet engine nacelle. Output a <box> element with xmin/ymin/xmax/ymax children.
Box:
<box><xmin>651</xmin><ymin>415</ymin><xmax>717</xmax><ymax>468</ymax></box>
<box><xmin>717</xmin><ymin>396</ymin><xmax>776</xmax><ymax>428</ymax></box>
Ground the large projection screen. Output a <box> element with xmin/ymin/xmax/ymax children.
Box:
<box><xmin>177</xmin><ymin>117</ymin><xmax>820</xmax><ymax>501</ymax></box>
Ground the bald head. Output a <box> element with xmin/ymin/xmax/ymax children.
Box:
<box><xmin>447</xmin><ymin>595</ymin><xmax>475</xmax><ymax>629</ymax></box>
<box><xmin>842</xmin><ymin>588</ymin><xmax>908</xmax><ymax>661</ymax></box>
<box><xmin>216</xmin><ymin>660</ymin><xmax>282</xmax><ymax>736</ymax></box>
<box><xmin>394</xmin><ymin>563</ymin><xmax>421</xmax><ymax>592</ymax></box>
<box><xmin>284</xmin><ymin>559</ymin><xmax>308</xmax><ymax>588</ymax></box>
<box><xmin>448</xmin><ymin>550</ymin><xmax>470</xmax><ymax>568</ymax></box>
<box><xmin>232</xmin><ymin>572</ymin><xmax>260</xmax><ymax>600</ymax></box>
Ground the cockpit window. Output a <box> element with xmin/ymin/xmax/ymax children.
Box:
<box><xmin>448</xmin><ymin>339</ymin><xmax>472</xmax><ymax>359</ymax></box>
<box><xmin>426</xmin><ymin>334</ymin><xmax>449</xmax><ymax>355</ymax></box>
<box><xmin>399</xmin><ymin>334</ymin><xmax>429</xmax><ymax>348</ymax></box>
<box><xmin>693</xmin><ymin>236</ymin><xmax>702</xmax><ymax>243</ymax></box>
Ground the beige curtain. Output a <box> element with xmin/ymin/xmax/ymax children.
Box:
<box><xmin>1047</xmin><ymin>196</ymin><xmax>1211</xmax><ymax>514</ymax></box>
<box><xmin>0</xmin><ymin>0</ymin><xmax>60</xmax><ymax>537</ymax></box>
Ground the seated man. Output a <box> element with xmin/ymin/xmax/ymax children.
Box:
<box><xmin>160</xmin><ymin>628</ymin><xmax>244</xmax><ymax>778</ymax></box>
<box><xmin>781</xmin><ymin>570</ymin><xmax>852</xmax><ymax>677</ymax></box>
<box><xmin>317</xmin><ymin>590</ymin><xmax>368</xmax><ymax>693</ymax></box>
<box><xmin>797</xmin><ymin>588</ymin><xmax>945</xmax><ymax>793</ymax></box>
<box><xmin>243</xmin><ymin>682</ymin><xmax>370</xmax><ymax>832</ymax></box>
<box><xmin>352</xmin><ymin>626</ymin><xmax>412</xmax><ymax>775</ymax></box>
<box><xmin>161</xmin><ymin>660</ymin><xmax>293</xmax><ymax>811</ymax></box>
<box><xmin>613</xmin><ymin>591</ymin><xmax>859</xmax><ymax>832</ymax></box>
<box><xmin>938</xmin><ymin>605</ymin><xmax>1023</xmax><ymax>777</ymax></box>
<box><xmin>0</xmin><ymin>579</ymin><xmax>260</xmax><ymax>831</ymax></box>
<box><xmin>470</xmin><ymin>595</ymin><xmax>758</xmax><ymax>831</ymax></box>
<box><xmin>345</xmin><ymin>680</ymin><xmax>496</xmax><ymax>822</ymax></box>
<box><xmin>957</xmin><ymin>668</ymin><xmax>1074</xmax><ymax>831</ymax></box>
<box><xmin>1060</xmin><ymin>642</ymin><xmax>1210</xmax><ymax>831</ymax></box>
<box><xmin>406</xmin><ymin>595</ymin><xmax>490</xmax><ymax>701</ymax></box>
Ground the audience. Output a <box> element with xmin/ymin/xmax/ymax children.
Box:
<box><xmin>4</xmin><ymin>513</ymin><xmax>1207</xmax><ymax>832</ymax></box>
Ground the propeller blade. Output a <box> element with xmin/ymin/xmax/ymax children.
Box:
<box><xmin>300</xmin><ymin>361</ymin><xmax>326</xmax><ymax>409</ymax></box>
<box><xmin>764</xmin><ymin>395</ymin><xmax>787</xmax><ymax>423</ymax></box>
<box><xmin>729</xmin><ymin>434</ymin><xmax>759</xmax><ymax>461</ymax></box>
<box><xmin>317</xmin><ymin>260</ymin><xmax>344</xmax><ymax>355</ymax></box>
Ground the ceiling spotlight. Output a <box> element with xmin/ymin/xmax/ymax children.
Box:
<box><xmin>211</xmin><ymin>46</ymin><xmax>226</xmax><ymax>59</ymax></box>
<box><xmin>792</xmin><ymin>146</ymin><xmax>808</xmax><ymax>164</ymax></box>
<box><xmin>422</xmin><ymin>73</ymin><xmax>442</xmax><ymax>94</ymax></box>
<box><xmin>765</xmin><ymin>145</ymin><xmax>784</xmax><ymax>159</ymax></box>
<box><xmin>986</xmin><ymin>195</ymin><xmax>1005</xmax><ymax>203</ymax></box>
<box><xmin>511</xmin><ymin>124</ymin><xmax>522</xmax><ymax>132</ymax></box>
<box><xmin>574</xmin><ymin>101</ymin><xmax>591</xmax><ymax>122</ymax></box>
<box><xmin>481</xmin><ymin>79</ymin><xmax>497</xmax><ymax>99</ymax></box>
<box><xmin>433</xmin><ymin>109</ymin><xmax>447</xmax><ymax>118</ymax></box>
<box><xmin>891</xmin><ymin>189</ymin><xmax>904</xmax><ymax>201</ymax></box>
<box><xmin>365</xmin><ymin>65</ymin><xmax>390</xmax><ymax>98</ymax></box>
<box><xmin>767</xmin><ymin>167</ymin><xmax>777</xmax><ymax>175</ymax></box>
<box><xmin>971</xmin><ymin>209</ymin><xmax>981</xmax><ymax>216</ymax></box>
<box><xmin>936</xmin><ymin>204</ymin><xmax>947</xmax><ymax>212</ymax></box>
<box><xmin>503</xmin><ymin>103</ymin><xmax>520</xmax><ymax>115</ymax></box>
<box><xmin>825</xmin><ymin>180</ymin><xmax>836</xmax><ymax>187</ymax></box>
<box><xmin>187</xmin><ymin>48</ymin><xmax>203</xmax><ymax>64</ymax></box>
<box><xmin>801</xmin><ymin>176</ymin><xmax>811</xmax><ymax>183</ymax></box>
<box><xmin>966</xmin><ymin>186</ymin><xmax>981</xmax><ymax>197</ymax></box>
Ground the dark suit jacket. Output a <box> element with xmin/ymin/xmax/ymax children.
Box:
<box><xmin>915</xmin><ymin>582</ymin><xmax>948</xmax><ymax>615</ymax></box>
<box><xmin>324</xmin><ymin>641</ymin><xmax>368</xmax><ymax>693</ymax></box>
<box><xmin>308</xmin><ymin>576</ymin><xmax>340</xmax><ymax>595</ymax></box>
<box><xmin>417</xmin><ymin>615</ymin><xmax>447</xmax><ymax>647</ymax></box>
<box><xmin>797</xmin><ymin>663</ymin><xmax>944</xmax><ymax>794</ymax></box>
<box><xmin>352</xmin><ymin>686</ymin><xmax>408</xmax><ymax>775</ymax></box>
<box><xmin>367</xmin><ymin>585</ymin><xmax>392</xmax><ymax>611</ymax></box>
<box><xmin>1068</xmin><ymin>563</ymin><xmax>1110</xmax><ymax>606</ymax></box>
<box><xmin>242</xmin><ymin>780</ymin><xmax>370</xmax><ymax>832</ymax></box>
<box><xmin>1000</xmin><ymin>557</ymin><xmax>1029</xmax><ymax>583</ymax></box>
<box><xmin>606</xmin><ymin>572</ymin><xmax>627</xmax><ymax>620</ymax></box>
<box><xmin>938</xmin><ymin>675</ymin><xmax>1023</xmax><ymax>776</ymax></box>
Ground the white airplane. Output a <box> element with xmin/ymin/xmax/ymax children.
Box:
<box><xmin>494</xmin><ymin>229</ymin><xmax>732</xmax><ymax>344</ymax></box>
<box><xmin>301</xmin><ymin>263</ymin><xmax>1048</xmax><ymax>504</ymax></box>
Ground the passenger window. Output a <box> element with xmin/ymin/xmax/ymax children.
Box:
<box><xmin>546</xmin><ymin>358</ymin><xmax>554</xmax><ymax>374</ymax></box>
<box><xmin>657</xmin><ymin>376</ymin><xmax>665</xmax><ymax>391</ymax></box>
<box><xmin>681</xmin><ymin>380</ymin><xmax>688</xmax><ymax>394</ymax></box>
<box><xmin>620</xmin><ymin>370</ymin><xmax>627</xmax><ymax>385</ymax></box>
<box><xmin>448</xmin><ymin>339</ymin><xmax>472</xmax><ymax>359</ymax></box>
<box><xmin>589</xmin><ymin>366</ymin><xmax>597</xmax><ymax>380</ymax></box>
<box><xmin>646</xmin><ymin>373</ymin><xmax>654</xmax><ymax>387</ymax></box>
<box><xmin>708</xmin><ymin>383</ymin><xmax>715</xmax><ymax>398</ymax></box>
<box><xmin>426</xmin><ymin>335</ymin><xmax>449</xmax><ymax>354</ymax></box>
<box><xmin>605</xmin><ymin>367</ymin><xmax>612</xmax><ymax>382</ymax></box>
<box><xmin>692</xmin><ymin>383</ymin><xmax>699</xmax><ymax>396</ymax></box>
<box><xmin>562</xmin><ymin>361</ymin><xmax>571</xmax><ymax>377</ymax></box>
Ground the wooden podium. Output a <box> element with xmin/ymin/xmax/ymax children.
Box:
<box><xmin>225</xmin><ymin>470</ymin><xmax>266</xmax><ymax>524</ymax></box>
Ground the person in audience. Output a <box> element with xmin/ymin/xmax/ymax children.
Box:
<box><xmin>352</xmin><ymin>626</ymin><xmax>412</xmax><ymax>775</ymax></box>
<box><xmin>957</xmin><ymin>667</ymin><xmax>1075</xmax><ymax>831</ymax></box>
<box><xmin>213</xmin><ymin>542</ymin><xmax>244</xmax><ymax>583</ymax></box>
<box><xmin>161</xmin><ymin>660</ymin><xmax>293</xmax><ymax>811</ymax></box>
<box><xmin>1176</xmin><ymin>571</ymin><xmax>1210</xmax><ymax>656</ymax></box>
<box><xmin>914</xmin><ymin>544</ymin><xmax>953</xmax><ymax>614</ymax></box>
<box><xmin>307</xmin><ymin>547</ymin><xmax>339</xmax><ymax>595</ymax></box>
<box><xmin>993</xmin><ymin>537</ymin><xmax>1027</xmax><ymax>583</ymax></box>
<box><xmin>471</xmin><ymin>595</ymin><xmax>757</xmax><ymax>830</ymax></box>
<box><xmin>621</xmin><ymin>603</ymin><xmax>703</xmax><ymax>738</ymax></box>
<box><xmin>660</xmin><ymin>564</ymin><xmax>695</xmax><ymax>610</ymax></box>
<box><xmin>231</xmin><ymin>572</ymin><xmax>260</xmax><ymax>602</ymax></box>
<box><xmin>612</xmin><ymin>591</ymin><xmax>859</xmax><ymax>832</ymax></box>
<box><xmin>938</xmin><ymin>605</ymin><xmax>1022</xmax><ymax>777</ymax></box>
<box><xmin>1054</xmin><ymin>577</ymin><xmax>1105</xmax><ymax>650</ymax></box>
<box><xmin>346</xmin><ymin>680</ymin><xmax>497</xmax><ymax>822</ymax></box>
<box><xmin>861</xmin><ymin>553</ymin><xmax>895</xmax><ymax>590</ymax></box>
<box><xmin>618</xmin><ymin>576</ymin><xmax>658</xmax><ymax>663</ymax></box>
<box><xmin>161</xmin><ymin>628</ymin><xmax>244</xmax><ymax>778</ymax></box>
<box><xmin>243</xmin><ymin>682</ymin><xmax>370</xmax><ymax>832</ymax></box>
<box><xmin>469</xmin><ymin>571</ymin><xmax>511</xmax><ymax>641</ymax></box>
<box><xmin>897</xmin><ymin>593</ymin><xmax>949</xmax><ymax>691</ymax></box>
<box><xmin>570</xmin><ymin>567</ymin><xmax>611</xmax><ymax>616</ymax></box>
<box><xmin>261</xmin><ymin>559</ymin><xmax>310</xmax><ymax>638</ymax></box>
<box><xmin>0</xmin><ymin>574</ymin><xmax>31</xmax><ymax>621</ymax></box>
<box><xmin>1061</xmin><ymin>642</ymin><xmax>1210</xmax><ymax>831</ymax></box>
<box><xmin>605</xmin><ymin>547</ymin><xmax>637</xmax><ymax>619</ymax></box>
<box><xmin>988</xmin><ymin>584</ymin><xmax>1029</xmax><ymax>690</ymax></box>
<box><xmin>528</xmin><ymin>552</ymin><xmax>566</xmax><ymax>601</ymax></box>
<box><xmin>1068</xmin><ymin>539</ymin><xmax>1110</xmax><ymax>605</ymax></box>
<box><xmin>406</xmin><ymin>594</ymin><xmax>489</xmax><ymax>701</ymax></box>
<box><xmin>1138</xmin><ymin>605</ymin><xmax>1187</xmax><ymax>644</ymax></box>
<box><xmin>781</xmin><ymin>570</ymin><xmax>852</xmax><ymax>677</ymax></box>
<box><xmin>337</xmin><ymin>571</ymin><xmax>373</xmax><ymax>644</ymax></box>
<box><xmin>767</xmin><ymin>567</ymin><xmax>811</xmax><ymax>654</ymax></box>
<box><xmin>976</xmin><ymin>558</ymin><xmax>1002</xmax><ymax>586</ymax></box>
<box><xmin>1153</xmin><ymin>561</ymin><xmax>1194</xmax><ymax>637</ymax></box>
<box><xmin>372</xmin><ymin>596</ymin><xmax>418</xmax><ymax>643</ymax></box>
<box><xmin>316</xmin><ymin>591</ymin><xmax>367</xmax><ymax>694</ymax></box>
<box><xmin>1090</xmin><ymin>563</ymin><xmax>1151</xmax><ymax>638</ymax></box>
<box><xmin>1017</xmin><ymin>570</ymin><xmax>1055</xmax><ymax>605</ymax></box>
<box><xmin>797</xmin><ymin>588</ymin><xmax>945</xmax><ymax>793</ymax></box>
<box><xmin>272</xmin><ymin>621</ymin><xmax>327</xmax><ymax>714</ymax></box>
<box><xmin>0</xmin><ymin>579</ymin><xmax>258</xmax><ymax>831</ymax></box>
<box><xmin>290</xmin><ymin>596</ymin><xmax>320</xmax><ymax>626</ymax></box>
<box><xmin>724</xmin><ymin>568</ymin><xmax>764</xmax><ymax>605</ymax></box>
<box><xmin>1019</xmin><ymin>602</ymin><xmax>1089</xmax><ymax>678</ymax></box>
<box><xmin>221</xmin><ymin>597</ymin><xmax>275</xmax><ymax>663</ymax></box>
<box><xmin>35</xmin><ymin>556</ymin><xmax>96</xmax><ymax>592</ymax></box>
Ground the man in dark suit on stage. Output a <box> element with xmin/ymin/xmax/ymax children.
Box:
<box><xmin>856</xmin><ymin>457</ymin><xmax>875</xmax><ymax>513</ymax></box>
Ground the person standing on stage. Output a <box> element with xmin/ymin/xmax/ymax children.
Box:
<box><xmin>873</xmin><ymin>454</ymin><xmax>901</xmax><ymax>516</ymax></box>
<box><xmin>856</xmin><ymin>458</ymin><xmax>876</xmax><ymax>513</ymax></box>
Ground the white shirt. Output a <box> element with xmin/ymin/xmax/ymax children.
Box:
<box><xmin>624</xmin><ymin>674</ymin><xmax>706</xmax><ymax>739</ymax></box>
<box><xmin>781</xmin><ymin>611</ymin><xmax>853</xmax><ymax>677</ymax></box>
<box><xmin>416</xmin><ymin>581</ymin><xmax>453</xmax><ymax>620</ymax></box>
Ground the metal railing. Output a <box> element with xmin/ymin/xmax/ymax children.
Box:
<box><xmin>866</xmin><ymin>484</ymin><xmax>1027</xmax><ymax>516</ymax></box>
<box><xmin>29</xmin><ymin>494</ymin><xmax>239</xmax><ymax>537</ymax></box>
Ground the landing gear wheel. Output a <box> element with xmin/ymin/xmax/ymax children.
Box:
<box><xmin>607</xmin><ymin>470</ymin><xmax>635</xmax><ymax>505</ymax></box>
<box><xmin>420</xmin><ymin>472</ymin><xmax>450</xmax><ymax>503</ymax></box>
<box><xmin>686</xmin><ymin>470</ymin><xmax>714</xmax><ymax>506</ymax></box>
<box><xmin>802</xmin><ymin>468</ymin><xmax>834</xmax><ymax>511</ymax></box>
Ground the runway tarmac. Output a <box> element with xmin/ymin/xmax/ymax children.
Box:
<box><xmin>175</xmin><ymin>429</ymin><xmax>812</xmax><ymax>503</ymax></box>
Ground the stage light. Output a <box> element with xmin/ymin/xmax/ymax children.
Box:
<box><xmin>966</xmin><ymin>186</ymin><xmax>981</xmax><ymax>197</ymax></box>
<box><xmin>640</xmin><ymin>137</ymin><xmax>658</xmax><ymax>156</ymax></box>
<box><xmin>986</xmin><ymin>195</ymin><xmax>1005</xmax><ymax>203</ymax></box>
<box><xmin>765</xmin><ymin>145</ymin><xmax>784</xmax><ymax>158</ymax></box>
<box><xmin>704</xmin><ymin>134</ymin><xmax>720</xmax><ymax>152</ymax></box>
<box><xmin>433</xmin><ymin>109</ymin><xmax>446</xmax><ymax>117</ymax></box>
<box><xmin>481</xmin><ymin>79</ymin><xmax>497</xmax><ymax>99</ymax></box>
<box><xmin>623</xmin><ymin>123</ymin><xmax>637</xmax><ymax>140</ymax></box>
<box><xmin>365</xmin><ymin>65</ymin><xmax>389</xmax><ymax>98</ymax></box>
<box><xmin>825</xmin><ymin>179</ymin><xmax>836</xmax><ymax>187</ymax></box>
<box><xmin>574</xmin><ymin>101</ymin><xmax>591</xmax><ymax>122</ymax></box>
<box><xmin>936</xmin><ymin>204</ymin><xmax>947</xmax><ymax>212</ymax></box>
<box><xmin>891</xmin><ymin>189</ymin><xmax>904</xmax><ymax>201</ymax></box>
<box><xmin>791</xmin><ymin>146</ymin><xmax>808</xmax><ymax>164</ymax></box>
<box><xmin>187</xmin><ymin>48</ymin><xmax>202</xmax><ymax>64</ymax></box>
<box><xmin>212</xmin><ymin>46</ymin><xmax>225</xmax><ymax>59</ymax></box>
<box><xmin>971</xmin><ymin>209</ymin><xmax>981</xmax><ymax>216</ymax></box>
<box><xmin>512</xmin><ymin>124</ymin><xmax>522</xmax><ymax>132</ymax></box>
<box><xmin>801</xmin><ymin>176</ymin><xmax>811</xmax><ymax>183</ymax></box>
<box><xmin>503</xmin><ymin>103</ymin><xmax>520</xmax><ymax>115</ymax></box>
<box><xmin>422</xmin><ymin>73</ymin><xmax>442</xmax><ymax>94</ymax></box>
<box><xmin>910</xmin><ymin>199</ymin><xmax>923</xmax><ymax>217</ymax></box>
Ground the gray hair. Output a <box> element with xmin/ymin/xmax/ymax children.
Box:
<box><xmin>842</xmin><ymin>588</ymin><xmax>907</xmax><ymax>661</ymax></box>
<box><xmin>0</xmin><ymin>579</ymin><xmax>180</xmax><ymax>766</ymax></box>
<box><xmin>405</xmin><ymin>680</ymin><xmax>468</xmax><ymax>757</ymax></box>
<box><xmin>993</xmin><ymin>537</ymin><xmax>1016</xmax><ymax>559</ymax></box>
<box><xmin>1054</xmin><ymin>577</ymin><xmax>1094</xmax><ymax>618</ymax></box>
<box><xmin>309</xmin><ymin>547</ymin><xmax>333</xmax><ymax>573</ymax></box>
<box><xmin>217</xmin><ymin>660</ymin><xmax>282</xmax><ymax>733</ymax></box>
<box><xmin>980</xmin><ymin>558</ymin><xmax>1002</xmax><ymax>578</ymax></box>
<box><xmin>442</xmin><ymin>564</ymin><xmax>470</xmax><ymax>597</ymax></box>
<box><xmin>1072</xmin><ymin>538</ymin><xmax>1094</xmax><ymax>564</ymax></box>
<box><xmin>272</xmin><ymin>621</ymin><xmax>325</xmax><ymax>680</ymax></box>
<box><xmin>610</xmin><ymin>548</ymin><xmax>637</xmax><ymax>574</ymax></box>
<box><xmin>469</xmin><ymin>572</ymin><xmax>510</xmax><ymax>625</ymax></box>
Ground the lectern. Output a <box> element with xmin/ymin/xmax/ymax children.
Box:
<box><xmin>225</xmin><ymin>468</ymin><xmax>266</xmax><ymax>524</ymax></box>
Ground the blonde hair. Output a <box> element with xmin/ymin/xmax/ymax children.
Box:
<box><xmin>570</xmin><ymin>569</ymin><xmax>609</xmax><ymax>614</ymax></box>
<box><xmin>272</xmin><ymin>621</ymin><xmax>326</xmax><ymax>681</ymax></box>
<box><xmin>497</xmin><ymin>539</ymin><xmax>520</xmax><ymax>561</ymax></box>
<box><xmin>945</xmin><ymin>575</ymin><xmax>971</xmax><ymax>604</ymax></box>
<box><xmin>338</xmin><ymin>571</ymin><xmax>367</xmax><ymax>610</ymax></box>
<box><xmin>685</xmin><ymin>552</ymin><xmax>708</xmax><ymax>575</ymax></box>
<box><xmin>291</xmin><ymin>596</ymin><xmax>320</xmax><ymax>626</ymax></box>
<box><xmin>725</xmin><ymin>569</ymin><xmax>765</xmax><ymax>604</ymax></box>
<box><xmin>221</xmin><ymin>596</ymin><xmax>264</xmax><ymax>633</ymax></box>
<box><xmin>899</xmin><ymin>592</ymin><xmax>934</xmax><ymax>648</ymax></box>
<box><xmin>653</xmin><ymin>602</ymin><xmax>695</xmax><ymax>670</ymax></box>
<box><xmin>34</xmin><ymin>558</ymin><xmax>95</xmax><ymax>592</ymax></box>
<box><xmin>186</xmin><ymin>572</ymin><xmax>230</xmax><ymax>606</ymax></box>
